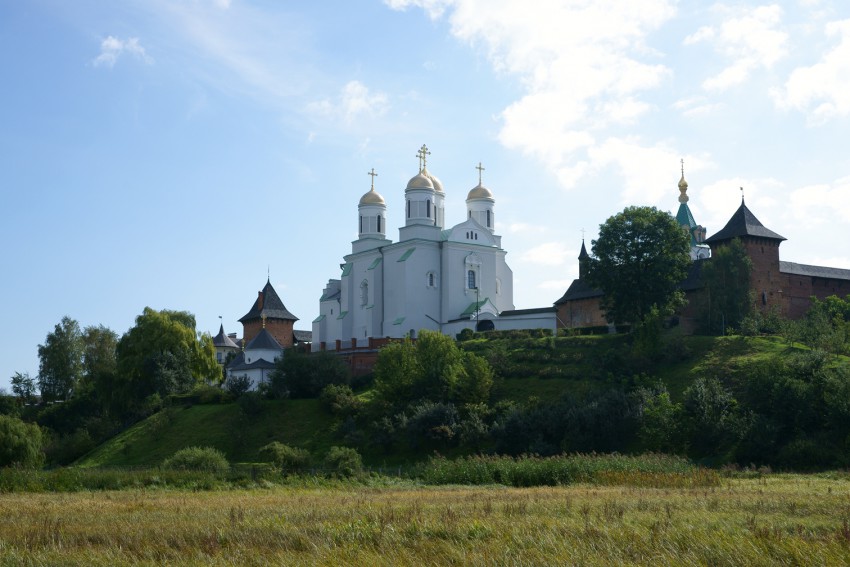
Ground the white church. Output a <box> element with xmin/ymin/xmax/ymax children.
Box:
<box><xmin>312</xmin><ymin>145</ymin><xmax>555</xmax><ymax>351</ymax></box>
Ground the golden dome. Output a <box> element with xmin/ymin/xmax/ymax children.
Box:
<box><xmin>423</xmin><ymin>167</ymin><xmax>444</xmax><ymax>193</ymax></box>
<box><xmin>467</xmin><ymin>183</ymin><xmax>494</xmax><ymax>200</ymax></box>
<box><xmin>406</xmin><ymin>170</ymin><xmax>434</xmax><ymax>191</ymax></box>
<box><xmin>359</xmin><ymin>188</ymin><xmax>385</xmax><ymax>206</ymax></box>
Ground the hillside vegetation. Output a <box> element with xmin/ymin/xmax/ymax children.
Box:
<box><xmin>77</xmin><ymin>332</ymin><xmax>850</xmax><ymax>469</ymax></box>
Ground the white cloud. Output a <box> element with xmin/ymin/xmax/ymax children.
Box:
<box><xmin>519</xmin><ymin>242</ymin><xmax>572</xmax><ymax>266</ymax></box>
<box><xmin>673</xmin><ymin>96</ymin><xmax>722</xmax><ymax>117</ymax></box>
<box><xmin>684</xmin><ymin>4</ymin><xmax>788</xmax><ymax>91</ymax></box>
<box><xmin>787</xmin><ymin>176</ymin><xmax>850</xmax><ymax>227</ymax></box>
<box><xmin>772</xmin><ymin>19</ymin><xmax>850</xmax><ymax>123</ymax></box>
<box><xmin>93</xmin><ymin>36</ymin><xmax>153</xmax><ymax>68</ymax></box>
<box><xmin>693</xmin><ymin>176</ymin><xmax>784</xmax><ymax>235</ymax></box>
<box><xmin>306</xmin><ymin>80</ymin><xmax>389</xmax><ymax>125</ymax></box>
<box><xmin>394</xmin><ymin>0</ymin><xmax>677</xmax><ymax>192</ymax></box>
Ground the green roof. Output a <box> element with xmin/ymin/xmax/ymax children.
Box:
<box><xmin>397</xmin><ymin>248</ymin><xmax>416</xmax><ymax>262</ymax></box>
<box><xmin>341</xmin><ymin>263</ymin><xmax>353</xmax><ymax>277</ymax></box>
<box><xmin>368</xmin><ymin>257</ymin><xmax>382</xmax><ymax>270</ymax></box>
<box><xmin>461</xmin><ymin>299</ymin><xmax>489</xmax><ymax>317</ymax></box>
<box><xmin>392</xmin><ymin>316</ymin><xmax>406</xmax><ymax>325</ymax></box>
<box><xmin>312</xmin><ymin>314</ymin><xmax>326</xmax><ymax>323</ymax></box>
<box><xmin>337</xmin><ymin>311</ymin><xmax>348</xmax><ymax>320</ymax></box>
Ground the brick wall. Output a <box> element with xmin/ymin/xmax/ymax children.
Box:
<box><xmin>242</xmin><ymin>318</ymin><xmax>295</xmax><ymax>348</ymax></box>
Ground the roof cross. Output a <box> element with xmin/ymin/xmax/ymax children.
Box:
<box><xmin>416</xmin><ymin>144</ymin><xmax>431</xmax><ymax>170</ymax></box>
<box><xmin>476</xmin><ymin>161</ymin><xmax>485</xmax><ymax>185</ymax></box>
<box><xmin>740</xmin><ymin>186</ymin><xmax>745</xmax><ymax>202</ymax></box>
<box><xmin>681</xmin><ymin>158</ymin><xmax>685</xmax><ymax>177</ymax></box>
<box><xmin>368</xmin><ymin>168</ymin><xmax>378</xmax><ymax>190</ymax></box>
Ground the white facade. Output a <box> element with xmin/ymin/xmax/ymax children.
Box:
<box><xmin>313</xmin><ymin>154</ymin><xmax>519</xmax><ymax>349</ymax></box>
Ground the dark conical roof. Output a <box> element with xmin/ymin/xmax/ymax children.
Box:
<box><xmin>245</xmin><ymin>327</ymin><xmax>282</xmax><ymax>351</ymax></box>
<box><xmin>578</xmin><ymin>240</ymin><xmax>589</xmax><ymax>260</ymax></box>
<box><xmin>212</xmin><ymin>324</ymin><xmax>239</xmax><ymax>348</ymax></box>
<box><xmin>705</xmin><ymin>199</ymin><xmax>785</xmax><ymax>244</ymax></box>
<box><xmin>238</xmin><ymin>279</ymin><xmax>298</xmax><ymax>323</ymax></box>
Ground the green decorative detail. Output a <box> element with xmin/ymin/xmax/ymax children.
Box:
<box><xmin>366</xmin><ymin>305</ymin><xmax>375</xmax><ymax>310</ymax></box>
<box><xmin>337</xmin><ymin>311</ymin><xmax>348</xmax><ymax>320</ymax></box>
<box><xmin>341</xmin><ymin>263</ymin><xmax>353</xmax><ymax>277</ymax></box>
<box><xmin>397</xmin><ymin>248</ymin><xmax>416</xmax><ymax>262</ymax></box>
<box><xmin>461</xmin><ymin>299</ymin><xmax>489</xmax><ymax>317</ymax></box>
<box><xmin>312</xmin><ymin>314</ymin><xmax>326</xmax><ymax>323</ymax></box>
<box><xmin>368</xmin><ymin>257</ymin><xmax>382</xmax><ymax>270</ymax></box>
<box><xmin>392</xmin><ymin>316</ymin><xmax>406</xmax><ymax>325</ymax></box>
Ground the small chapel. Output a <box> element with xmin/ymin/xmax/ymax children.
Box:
<box><xmin>312</xmin><ymin>145</ymin><xmax>554</xmax><ymax>352</ymax></box>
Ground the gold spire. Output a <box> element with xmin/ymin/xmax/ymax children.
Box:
<box><xmin>678</xmin><ymin>158</ymin><xmax>689</xmax><ymax>203</ymax></box>
<box><xmin>367</xmin><ymin>167</ymin><xmax>378</xmax><ymax>190</ymax></box>
<box><xmin>476</xmin><ymin>161</ymin><xmax>485</xmax><ymax>185</ymax></box>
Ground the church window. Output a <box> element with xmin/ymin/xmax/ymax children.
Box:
<box><xmin>429</xmin><ymin>273</ymin><xmax>434</xmax><ymax>287</ymax></box>
<box><xmin>474</xmin><ymin>233</ymin><xmax>478</xmax><ymax>240</ymax></box>
<box><xmin>427</xmin><ymin>199</ymin><xmax>431</xmax><ymax>218</ymax></box>
<box><xmin>377</xmin><ymin>215</ymin><xmax>382</xmax><ymax>233</ymax></box>
<box><xmin>469</xmin><ymin>211</ymin><xmax>471</xmax><ymax>218</ymax></box>
<box><xmin>468</xmin><ymin>270</ymin><xmax>476</xmax><ymax>289</ymax></box>
<box><xmin>407</xmin><ymin>201</ymin><xmax>410</xmax><ymax>218</ymax></box>
<box><xmin>486</xmin><ymin>210</ymin><xmax>491</xmax><ymax>227</ymax></box>
<box><xmin>359</xmin><ymin>216</ymin><xmax>363</xmax><ymax>233</ymax></box>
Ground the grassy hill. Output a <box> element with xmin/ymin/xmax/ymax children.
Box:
<box><xmin>78</xmin><ymin>333</ymin><xmax>846</xmax><ymax>468</ymax></box>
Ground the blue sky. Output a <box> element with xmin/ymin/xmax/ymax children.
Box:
<box><xmin>2</xmin><ymin>0</ymin><xmax>849</xmax><ymax>391</ymax></box>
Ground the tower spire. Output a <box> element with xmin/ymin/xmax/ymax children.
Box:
<box><xmin>678</xmin><ymin>158</ymin><xmax>689</xmax><ymax>203</ymax></box>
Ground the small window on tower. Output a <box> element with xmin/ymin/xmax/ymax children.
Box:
<box><xmin>377</xmin><ymin>215</ymin><xmax>382</xmax><ymax>233</ymax></box>
<box><xmin>468</xmin><ymin>270</ymin><xmax>476</xmax><ymax>289</ymax></box>
<box><xmin>486</xmin><ymin>210</ymin><xmax>491</xmax><ymax>227</ymax></box>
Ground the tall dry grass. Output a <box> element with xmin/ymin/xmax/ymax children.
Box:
<box><xmin>0</xmin><ymin>475</ymin><xmax>849</xmax><ymax>565</ymax></box>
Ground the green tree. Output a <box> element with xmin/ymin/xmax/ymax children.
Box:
<box><xmin>700</xmin><ymin>238</ymin><xmax>752</xmax><ymax>334</ymax></box>
<box><xmin>373</xmin><ymin>330</ymin><xmax>492</xmax><ymax>407</ymax></box>
<box><xmin>37</xmin><ymin>316</ymin><xmax>84</xmax><ymax>402</ymax></box>
<box><xmin>587</xmin><ymin>206</ymin><xmax>691</xmax><ymax>326</ymax></box>
<box><xmin>0</xmin><ymin>414</ymin><xmax>44</xmax><ymax>468</ymax></box>
<box><xmin>79</xmin><ymin>325</ymin><xmax>119</xmax><ymax>413</ymax></box>
<box><xmin>116</xmin><ymin>308</ymin><xmax>218</xmax><ymax>407</ymax></box>
<box><xmin>10</xmin><ymin>372</ymin><xmax>37</xmax><ymax>404</ymax></box>
<box><xmin>269</xmin><ymin>348</ymin><xmax>350</xmax><ymax>399</ymax></box>
<box><xmin>797</xmin><ymin>295</ymin><xmax>850</xmax><ymax>355</ymax></box>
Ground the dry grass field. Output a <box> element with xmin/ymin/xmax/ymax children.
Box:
<box><xmin>1</xmin><ymin>475</ymin><xmax>849</xmax><ymax>565</ymax></box>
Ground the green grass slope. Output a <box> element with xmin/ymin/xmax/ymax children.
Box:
<box><xmin>79</xmin><ymin>333</ymin><xmax>846</xmax><ymax>468</ymax></box>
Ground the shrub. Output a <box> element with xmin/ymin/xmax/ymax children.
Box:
<box><xmin>0</xmin><ymin>414</ymin><xmax>44</xmax><ymax>469</ymax></box>
<box><xmin>319</xmin><ymin>384</ymin><xmax>361</xmax><ymax>417</ymax></box>
<box><xmin>161</xmin><ymin>446</ymin><xmax>229</xmax><ymax>473</ymax></box>
<box><xmin>323</xmin><ymin>446</ymin><xmax>363</xmax><ymax>478</ymax></box>
<box><xmin>258</xmin><ymin>442</ymin><xmax>311</xmax><ymax>473</ymax></box>
<box><xmin>237</xmin><ymin>391</ymin><xmax>265</xmax><ymax>417</ymax></box>
<box><xmin>225</xmin><ymin>375</ymin><xmax>252</xmax><ymax>398</ymax></box>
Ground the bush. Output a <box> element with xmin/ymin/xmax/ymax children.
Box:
<box><xmin>237</xmin><ymin>391</ymin><xmax>265</xmax><ymax>417</ymax></box>
<box><xmin>0</xmin><ymin>414</ymin><xmax>44</xmax><ymax>469</ymax></box>
<box><xmin>323</xmin><ymin>446</ymin><xmax>363</xmax><ymax>478</ymax></box>
<box><xmin>258</xmin><ymin>442</ymin><xmax>311</xmax><ymax>473</ymax></box>
<box><xmin>161</xmin><ymin>446</ymin><xmax>229</xmax><ymax>473</ymax></box>
<box><xmin>193</xmin><ymin>383</ymin><xmax>231</xmax><ymax>404</ymax></box>
<box><xmin>319</xmin><ymin>384</ymin><xmax>361</xmax><ymax>417</ymax></box>
<box><xmin>225</xmin><ymin>375</ymin><xmax>252</xmax><ymax>398</ymax></box>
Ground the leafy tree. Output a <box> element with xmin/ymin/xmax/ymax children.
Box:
<box><xmin>162</xmin><ymin>446</ymin><xmax>229</xmax><ymax>473</ymax></box>
<box><xmin>0</xmin><ymin>414</ymin><xmax>44</xmax><ymax>468</ymax></box>
<box><xmin>37</xmin><ymin>316</ymin><xmax>84</xmax><ymax>402</ymax></box>
<box><xmin>269</xmin><ymin>348</ymin><xmax>350</xmax><ymax>399</ymax></box>
<box><xmin>10</xmin><ymin>372</ymin><xmax>37</xmax><ymax>404</ymax></box>
<box><xmin>699</xmin><ymin>238</ymin><xmax>752</xmax><ymax>334</ymax></box>
<box><xmin>323</xmin><ymin>446</ymin><xmax>363</xmax><ymax>477</ymax></box>
<box><xmin>682</xmin><ymin>377</ymin><xmax>739</xmax><ymax>459</ymax></box>
<box><xmin>116</xmin><ymin>308</ymin><xmax>219</xmax><ymax>407</ymax></box>
<box><xmin>796</xmin><ymin>295</ymin><xmax>850</xmax><ymax>355</ymax></box>
<box><xmin>78</xmin><ymin>325</ymin><xmax>118</xmax><ymax>408</ymax></box>
<box><xmin>587</xmin><ymin>206</ymin><xmax>691</xmax><ymax>326</ymax></box>
<box><xmin>225</xmin><ymin>374</ymin><xmax>252</xmax><ymax>398</ymax></box>
<box><xmin>258</xmin><ymin>442</ymin><xmax>311</xmax><ymax>472</ymax></box>
<box><xmin>373</xmin><ymin>330</ymin><xmax>493</xmax><ymax>407</ymax></box>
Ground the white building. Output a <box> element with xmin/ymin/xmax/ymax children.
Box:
<box><xmin>313</xmin><ymin>146</ymin><xmax>555</xmax><ymax>351</ymax></box>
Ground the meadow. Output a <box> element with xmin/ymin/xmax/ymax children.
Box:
<box><xmin>2</xmin><ymin>474</ymin><xmax>850</xmax><ymax>565</ymax></box>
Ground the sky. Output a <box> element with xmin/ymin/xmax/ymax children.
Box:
<box><xmin>2</xmin><ymin>0</ymin><xmax>849</xmax><ymax>392</ymax></box>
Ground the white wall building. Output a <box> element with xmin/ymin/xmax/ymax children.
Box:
<box><xmin>313</xmin><ymin>146</ymin><xmax>554</xmax><ymax>350</ymax></box>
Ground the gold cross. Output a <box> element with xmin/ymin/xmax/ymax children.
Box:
<box><xmin>680</xmin><ymin>158</ymin><xmax>684</xmax><ymax>177</ymax></box>
<box><xmin>476</xmin><ymin>161</ymin><xmax>485</xmax><ymax>185</ymax></box>
<box><xmin>368</xmin><ymin>168</ymin><xmax>378</xmax><ymax>190</ymax></box>
<box><xmin>416</xmin><ymin>144</ymin><xmax>431</xmax><ymax>170</ymax></box>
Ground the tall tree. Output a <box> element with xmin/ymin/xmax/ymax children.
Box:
<box><xmin>699</xmin><ymin>238</ymin><xmax>752</xmax><ymax>334</ymax></box>
<box><xmin>10</xmin><ymin>372</ymin><xmax>37</xmax><ymax>404</ymax></box>
<box><xmin>587</xmin><ymin>206</ymin><xmax>691</xmax><ymax>326</ymax></box>
<box><xmin>79</xmin><ymin>325</ymin><xmax>119</xmax><ymax>409</ymax></box>
<box><xmin>37</xmin><ymin>316</ymin><xmax>84</xmax><ymax>402</ymax></box>
<box><xmin>116</xmin><ymin>308</ymin><xmax>218</xmax><ymax>405</ymax></box>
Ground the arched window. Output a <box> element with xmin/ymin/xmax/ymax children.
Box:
<box><xmin>407</xmin><ymin>200</ymin><xmax>411</xmax><ymax>218</ymax></box>
<box><xmin>359</xmin><ymin>216</ymin><xmax>363</xmax><ymax>233</ymax></box>
<box><xmin>486</xmin><ymin>210</ymin><xmax>491</xmax><ymax>227</ymax></box>
<box><xmin>468</xmin><ymin>270</ymin><xmax>476</xmax><ymax>289</ymax></box>
<box><xmin>427</xmin><ymin>199</ymin><xmax>431</xmax><ymax>218</ymax></box>
<box><xmin>427</xmin><ymin>272</ymin><xmax>435</xmax><ymax>288</ymax></box>
<box><xmin>377</xmin><ymin>215</ymin><xmax>382</xmax><ymax>233</ymax></box>
<box><xmin>360</xmin><ymin>280</ymin><xmax>369</xmax><ymax>306</ymax></box>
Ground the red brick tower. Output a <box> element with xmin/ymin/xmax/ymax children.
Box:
<box><xmin>705</xmin><ymin>197</ymin><xmax>787</xmax><ymax>314</ymax></box>
<box><xmin>239</xmin><ymin>279</ymin><xmax>298</xmax><ymax>347</ymax></box>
